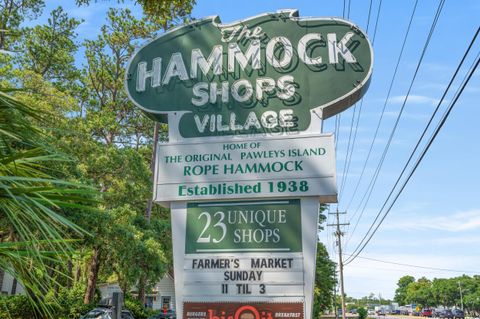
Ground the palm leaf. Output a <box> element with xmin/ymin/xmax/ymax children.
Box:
<box><xmin>0</xmin><ymin>87</ymin><xmax>98</xmax><ymax>317</ymax></box>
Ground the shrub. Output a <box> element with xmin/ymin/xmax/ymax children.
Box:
<box><xmin>358</xmin><ymin>307</ymin><xmax>367</xmax><ymax>319</ymax></box>
<box><xmin>0</xmin><ymin>295</ymin><xmax>36</xmax><ymax>319</ymax></box>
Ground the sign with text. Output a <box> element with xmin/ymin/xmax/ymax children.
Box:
<box><xmin>154</xmin><ymin>134</ymin><xmax>336</xmax><ymax>204</ymax></box>
<box><xmin>184</xmin><ymin>302</ymin><xmax>304</xmax><ymax>319</ymax></box>
<box><xmin>185</xmin><ymin>200</ymin><xmax>302</xmax><ymax>254</ymax></box>
<box><xmin>172</xmin><ymin>198</ymin><xmax>319</xmax><ymax>319</ymax></box>
<box><xmin>125</xmin><ymin>9</ymin><xmax>373</xmax><ymax>138</ymax></box>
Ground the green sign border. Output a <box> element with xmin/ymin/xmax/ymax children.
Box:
<box><xmin>125</xmin><ymin>9</ymin><xmax>373</xmax><ymax>138</ymax></box>
<box><xmin>185</xmin><ymin>199</ymin><xmax>302</xmax><ymax>254</ymax></box>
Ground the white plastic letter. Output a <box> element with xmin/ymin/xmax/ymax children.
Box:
<box><xmin>298</xmin><ymin>33</ymin><xmax>323</xmax><ymax>65</ymax></box>
<box><xmin>136</xmin><ymin>57</ymin><xmax>162</xmax><ymax>92</ymax></box>
<box><xmin>231</xmin><ymin>79</ymin><xmax>253</xmax><ymax>102</ymax></box>
<box><xmin>228</xmin><ymin>40</ymin><xmax>261</xmax><ymax>72</ymax></box>
<box><xmin>191</xmin><ymin>46</ymin><xmax>223</xmax><ymax>78</ymax></box>
<box><xmin>266</xmin><ymin>37</ymin><xmax>293</xmax><ymax>68</ymax></box>
<box><xmin>277</xmin><ymin>75</ymin><xmax>295</xmax><ymax>100</ymax></box>
<box><xmin>162</xmin><ymin>52</ymin><xmax>189</xmax><ymax>85</ymax></box>
<box><xmin>327</xmin><ymin>32</ymin><xmax>357</xmax><ymax>64</ymax></box>
<box><xmin>256</xmin><ymin>77</ymin><xmax>276</xmax><ymax>100</ymax></box>
<box><xmin>191</xmin><ymin>82</ymin><xmax>209</xmax><ymax>106</ymax></box>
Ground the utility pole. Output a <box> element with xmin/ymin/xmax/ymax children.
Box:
<box><xmin>328</xmin><ymin>209</ymin><xmax>349</xmax><ymax>319</ymax></box>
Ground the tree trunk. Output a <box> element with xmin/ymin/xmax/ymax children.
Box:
<box><xmin>145</xmin><ymin>122</ymin><xmax>160</xmax><ymax>221</ymax></box>
<box><xmin>83</xmin><ymin>247</ymin><xmax>101</xmax><ymax>304</ymax></box>
<box><xmin>67</xmin><ymin>260</ymin><xmax>73</xmax><ymax>288</ymax></box>
<box><xmin>137</xmin><ymin>273</ymin><xmax>147</xmax><ymax>305</ymax></box>
<box><xmin>75</xmin><ymin>261</ymin><xmax>82</xmax><ymax>283</ymax></box>
<box><xmin>0</xmin><ymin>269</ymin><xmax>4</xmax><ymax>292</ymax></box>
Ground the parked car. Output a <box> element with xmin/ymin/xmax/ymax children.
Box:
<box><xmin>350</xmin><ymin>309</ymin><xmax>357</xmax><ymax>314</ymax></box>
<box><xmin>452</xmin><ymin>309</ymin><xmax>464</xmax><ymax>319</ymax></box>
<box><xmin>80</xmin><ymin>307</ymin><xmax>135</xmax><ymax>319</ymax></box>
<box><xmin>368</xmin><ymin>310</ymin><xmax>376</xmax><ymax>316</ymax></box>
<box><xmin>376</xmin><ymin>310</ymin><xmax>386</xmax><ymax>316</ymax></box>
<box><xmin>439</xmin><ymin>310</ymin><xmax>454</xmax><ymax>319</ymax></box>
<box><xmin>433</xmin><ymin>309</ymin><xmax>444</xmax><ymax>317</ymax></box>
<box><xmin>422</xmin><ymin>309</ymin><xmax>433</xmax><ymax>317</ymax></box>
<box><xmin>400</xmin><ymin>309</ymin><xmax>410</xmax><ymax>316</ymax></box>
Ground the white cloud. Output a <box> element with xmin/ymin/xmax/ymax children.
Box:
<box><xmin>387</xmin><ymin>94</ymin><xmax>443</xmax><ymax>106</ymax></box>
<box><xmin>386</xmin><ymin>209</ymin><xmax>480</xmax><ymax>232</ymax></box>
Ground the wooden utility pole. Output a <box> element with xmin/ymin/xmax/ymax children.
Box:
<box><xmin>328</xmin><ymin>209</ymin><xmax>349</xmax><ymax>319</ymax></box>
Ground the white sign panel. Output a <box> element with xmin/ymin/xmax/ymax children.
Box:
<box><xmin>154</xmin><ymin>134</ymin><xmax>336</xmax><ymax>204</ymax></box>
<box><xmin>171</xmin><ymin>198</ymin><xmax>320</xmax><ymax>319</ymax></box>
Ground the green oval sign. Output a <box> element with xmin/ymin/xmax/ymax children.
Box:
<box><xmin>125</xmin><ymin>9</ymin><xmax>373</xmax><ymax>138</ymax></box>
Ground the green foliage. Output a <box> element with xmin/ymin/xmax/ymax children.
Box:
<box><xmin>358</xmin><ymin>307</ymin><xmax>367</xmax><ymax>319</ymax></box>
<box><xmin>125</xmin><ymin>295</ymin><xmax>156</xmax><ymax>319</ymax></box>
<box><xmin>394</xmin><ymin>275</ymin><xmax>415</xmax><ymax>306</ymax></box>
<box><xmin>74</xmin><ymin>0</ymin><xmax>195</xmax><ymax>28</ymax></box>
<box><xmin>15</xmin><ymin>6</ymin><xmax>81</xmax><ymax>88</ymax></box>
<box><xmin>313</xmin><ymin>205</ymin><xmax>337</xmax><ymax>318</ymax></box>
<box><xmin>0</xmin><ymin>0</ymin><xmax>44</xmax><ymax>50</ymax></box>
<box><xmin>0</xmin><ymin>294</ymin><xmax>36</xmax><ymax>318</ymax></box>
<box><xmin>405</xmin><ymin>277</ymin><xmax>434</xmax><ymax>307</ymax></box>
<box><xmin>395</xmin><ymin>275</ymin><xmax>480</xmax><ymax>315</ymax></box>
<box><xmin>0</xmin><ymin>284</ymin><xmax>97</xmax><ymax>319</ymax></box>
<box><xmin>0</xmin><ymin>87</ymin><xmax>98</xmax><ymax>316</ymax></box>
<box><xmin>0</xmin><ymin>0</ymin><xmax>190</xmax><ymax>314</ymax></box>
<box><xmin>46</xmin><ymin>283</ymin><xmax>97</xmax><ymax>319</ymax></box>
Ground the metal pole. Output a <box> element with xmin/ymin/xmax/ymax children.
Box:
<box><xmin>328</xmin><ymin>209</ymin><xmax>349</xmax><ymax>319</ymax></box>
<box><xmin>112</xmin><ymin>292</ymin><xmax>124</xmax><ymax>319</ymax></box>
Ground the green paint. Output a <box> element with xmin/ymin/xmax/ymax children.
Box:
<box><xmin>185</xmin><ymin>199</ymin><xmax>302</xmax><ymax>253</ymax></box>
<box><xmin>125</xmin><ymin>10</ymin><xmax>373</xmax><ymax>138</ymax></box>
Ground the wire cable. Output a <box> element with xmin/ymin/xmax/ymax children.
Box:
<box><xmin>345</xmin><ymin>0</ymin><xmax>447</xmax><ymax>261</ymax></box>
<box><xmin>345</xmin><ymin>47</ymin><xmax>480</xmax><ymax>265</ymax></box>
<box><xmin>344</xmin><ymin>0</ymin><xmax>419</xmax><ymax>213</ymax></box>
<box><xmin>338</xmin><ymin>0</ymin><xmax>379</xmax><ymax>201</ymax></box>
<box><xmin>347</xmin><ymin>26</ymin><xmax>480</xmax><ymax>258</ymax></box>
<box><xmin>345</xmin><ymin>254</ymin><xmax>480</xmax><ymax>274</ymax></box>
<box><xmin>344</xmin><ymin>0</ymin><xmax>420</xmax><ymax>248</ymax></box>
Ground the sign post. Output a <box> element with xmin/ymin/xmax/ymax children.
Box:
<box><xmin>125</xmin><ymin>8</ymin><xmax>373</xmax><ymax>319</ymax></box>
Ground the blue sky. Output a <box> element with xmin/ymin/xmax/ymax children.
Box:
<box><xmin>35</xmin><ymin>0</ymin><xmax>480</xmax><ymax>300</ymax></box>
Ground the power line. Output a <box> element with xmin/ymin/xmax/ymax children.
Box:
<box><xmin>345</xmin><ymin>43</ymin><xmax>480</xmax><ymax>265</ymax></box>
<box><xmin>344</xmin><ymin>0</ymin><xmax>420</xmax><ymax>248</ymax></box>
<box><xmin>344</xmin><ymin>0</ymin><xmax>419</xmax><ymax>214</ymax></box>
<box><xmin>345</xmin><ymin>0</ymin><xmax>446</xmax><ymax>252</ymax></box>
<box><xmin>353</xmin><ymin>0</ymin><xmax>445</xmax><ymax>219</ymax></box>
<box><xmin>338</xmin><ymin>0</ymin><xmax>382</xmax><ymax>201</ymax></box>
<box><xmin>346</xmin><ymin>254</ymin><xmax>480</xmax><ymax>275</ymax></box>
<box><xmin>346</xmin><ymin>26</ymin><xmax>480</xmax><ymax>260</ymax></box>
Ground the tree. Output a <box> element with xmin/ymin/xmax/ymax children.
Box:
<box><xmin>394</xmin><ymin>275</ymin><xmax>415</xmax><ymax>305</ymax></box>
<box><xmin>313</xmin><ymin>243</ymin><xmax>337</xmax><ymax>317</ymax></box>
<box><xmin>0</xmin><ymin>87</ymin><xmax>95</xmax><ymax>317</ymax></box>
<box><xmin>74</xmin><ymin>0</ymin><xmax>196</xmax><ymax>27</ymax></box>
<box><xmin>0</xmin><ymin>0</ymin><xmax>44</xmax><ymax>50</ymax></box>
<box><xmin>405</xmin><ymin>277</ymin><xmax>434</xmax><ymax>308</ymax></box>
<box><xmin>16</xmin><ymin>6</ymin><xmax>81</xmax><ymax>89</ymax></box>
<box><xmin>431</xmin><ymin>278</ymin><xmax>458</xmax><ymax>307</ymax></box>
<box><xmin>313</xmin><ymin>204</ymin><xmax>336</xmax><ymax>317</ymax></box>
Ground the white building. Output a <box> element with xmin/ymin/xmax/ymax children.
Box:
<box><xmin>98</xmin><ymin>273</ymin><xmax>176</xmax><ymax>311</ymax></box>
<box><xmin>0</xmin><ymin>271</ymin><xmax>25</xmax><ymax>296</ymax></box>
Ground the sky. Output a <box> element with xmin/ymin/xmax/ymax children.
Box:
<box><xmin>32</xmin><ymin>0</ymin><xmax>480</xmax><ymax>300</ymax></box>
